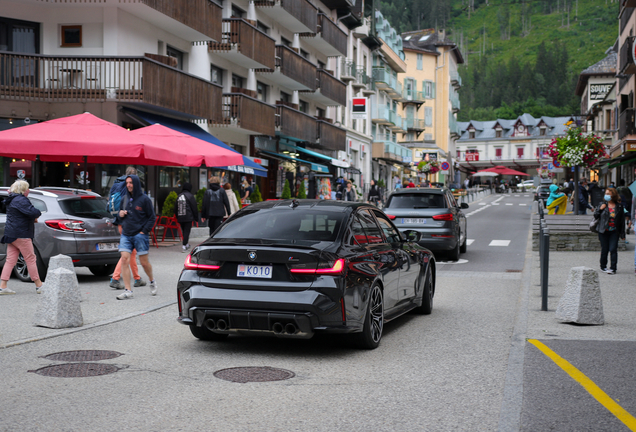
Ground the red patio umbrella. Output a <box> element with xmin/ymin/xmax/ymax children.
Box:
<box><xmin>476</xmin><ymin>166</ymin><xmax>529</xmax><ymax>176</ymax></box>
<box><xmin>128</xmin><ymin>124</ymin><xmax>243</xmax><ymax>168</ymax></box>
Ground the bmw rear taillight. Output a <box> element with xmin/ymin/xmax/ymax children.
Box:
<box><xmin>290</xmin><ymin>258</ymin><xmax>345</xmax><ymax>275</ymax></box>
<box><xmin>45</xmin><ymin>219</ymin><xmax>86</xmax><ymax>233</ymax></box>
<box><xmin>177</xmin><ymin>290</ymin><xmax>183</xmax><ymax>315</ymax></box>
<box><xmin>432</xmin><ymin>213</ymin><xmax>454</xmax><ymax>221</ymax></box>
<box><xmin>184</xmin><ymin>254</ymin><xmax>220</xmax><ymax>271</ymax></box>
<box><xmin>385</xmin><ymin>214</ymin><xmax>396</xmax><ymax>220</ymax></box>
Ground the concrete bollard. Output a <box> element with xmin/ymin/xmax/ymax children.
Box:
<box><xmin>555</xmin><ymin>267</ymin><xmax>604</xmax><ymax>325</ymax></box>
<box><xmin>45</xmin><ymin>254</ymin><xmax>81</xmax><ymax>302</ymax></box>
<box><xmin>33</xmin><ymin>267</ymin><xmax>83</xmax><ymax>329</ymax></box>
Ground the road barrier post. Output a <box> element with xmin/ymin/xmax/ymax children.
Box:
<box><xmin>541</xmin><ymin>226</ymin><xmax>550</xmax><ymax>311</ymax></box>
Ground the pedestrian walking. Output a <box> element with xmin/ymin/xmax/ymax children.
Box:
<box><xmin>116</xmin><ymin>175</ymin><xmax>157</xmax><ymax>300</ymax></box>
<box><xmin>368</xmin><ymin>179</ymin><xmax>382</xmax><ymax>206</ymax></box>
<box><xmin>343</xmin><ymin>181</ymin><xmax>356</xmax><ymax>201</ymax></box>
<box><xmin>201</xmin><ymin>176</ymin><xmax>231</xmax><ymax>236</ymax></box>
<box><xmin>546</xmin><ymin>184</ymin><xmax>567</xmax><ymax>215</ymax></box>
<box><xmin>223</xmin><ymin>183</ymin><xmax>240</xmax><ymax>216</ymax></box>
<box><xmin>575</xmin><ymin>177</ymin><xmax>594</xmax><ymax>215</ymax></box>
<box><xmin>176</xmin><ymin>182</ymin><xmax>199</xmax><ymax>253</ymax></box>
<box><xmin>594</xmin><ymin>188</ymin><xmax>626</xmax><ymax>275</ymax></box>
<box><xmin>109</xmin><ymin>166</ymin><xmax>145</xmax><ymax>290</ymax></box>
<box><xmin>0</xmin><ymin>180</ymin><xmax>43</xmax><ymax>295</ymax></box>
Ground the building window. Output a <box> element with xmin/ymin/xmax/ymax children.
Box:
<box><xmin>280</xmin><ymin>37</ymin><xmax>292</xmax><ymax>47</ymax></box>
<box><xmin>540</xmin><ymin>127</ymin><xmax>546</xmax><ymax>136</ymax></box>
<box><xmin>316</xmin><ymin>107</ymin><xmax>325</xmax><ymax>118</ymax></box>
<box><xmin>61</xmin><ymin>25</ymin><xmax>82</xmax><ymax>47</ymax></box>
<box><xmin>495</xmin><ymin>148</ymin><xmax>502</xmax><ymax>159</ymax></box>
<box><xmin>280</xmin><ymin>91</ymin><xmax>291</xmax><ymax>103</ymax></box>
<box><xmin>210</xmin><ymin>65</ymin><xmax>223</xmax><ymax>85</ymax></box>
<box><xmin>469</xmin><ymin>131</ymin><xmax>475</xmax><ymax>139</ymax></box>
<box><xmin>317</xmin><ymin>60</ymin><xmax>326</xmax><ymax>69</ymax></box>
<box><xmin>517</xmin><ymin>147</ymin><xmax>524</xmax><ymax>158</ymax></box>
<box><xmin>232</xmin><ymin>74</ymin><xmax>244</xmax><ymax>89</ymax></box>
<box><xmin>352</xmin><ymin>119</ymin><xmax>357</xmax><ymax>130</ymax></box>
<box><xmin>0</xmin><ymin>17</ymin><xmax>40</xmax><ymax>53</ymax></box>
<box><xmin>495</xmin><ymin>129</ymin><xmax>502</xmax><ymax>138</ymax></box>
<box><xmin>166</xmin><ymin>45</ymin><xmax>184</xmax><ymax>70</ymax></box>
<box><xmin>417</xmin><ymin>53</ymin><xmax>423</xmax><ymax>70</ymax></box>
<box><xmin>256</xmin><ymin>81</ymin><xmax>268</xmax><ymax>102</ymax></box>
<box><xmin>300</xmin><ymin>49</ymin><xmax>309</xmax><ymax>59</ymax></box>
<box><xmin>256</xmin><ymin>21</ymin><xmax>269</xmax><ymax>34</ymax></box>
<box><xmin>231</xmin><ymin>5</ymin><xmax>245</xmax><ymax>18</ymax></box>
<box><xmin>299</xmin><ymin>100</ymin><xmax>308</xmax><ymax>113</ymax></box>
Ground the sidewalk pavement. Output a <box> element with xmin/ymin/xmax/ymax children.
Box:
<box><xmin>1</xmin><ymin>228</ymin><xmax>635</xmax><ymax>349</ymax></box>
<box><xmin>0</xmin><ymin>235</ymin><xmax>208</xmax><ymax>348</ymax></box>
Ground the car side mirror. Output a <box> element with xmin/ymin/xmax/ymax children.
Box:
<box><xmin>403</xmin><ymin>230</ymin><xmax>421</xmax><ymax>242</ymax></box>
<box><xmin>460</xmin><ymin>203</ymin><xmax>469</xmax><ymax>209</ymax></box>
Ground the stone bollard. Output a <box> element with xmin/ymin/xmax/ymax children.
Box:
<box><xmin>555</xmin><ymin>267</ymin><xmax>604</xmax><ymax>325</ymax></box>
<box><xmin>46</xmin><ymin>254</ymin><xmax>81</xmax><ymax>302</ymax></box>
<box><xmin>33</xmin><ymin>267</ymin><xmax>83</xmax><ymax>329</ymax></box>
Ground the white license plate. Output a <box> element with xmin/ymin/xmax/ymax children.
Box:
<box><xmin>237</xmin><ymin>264</ymin><xmax>272</xmax><ymax>279</ymax></box>
<box><xmin>402</xmin><ymin>218</ymin><xmax>426</xmax><ymax>224</ymax></box>
<box><xmin>96</xmin><ymin>242</ymin><xmax>119</xmax><ymax>251</ymax></box>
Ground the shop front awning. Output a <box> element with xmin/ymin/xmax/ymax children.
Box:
<box><xmin>280</xmin><ymin>143</ymin><xmax>350</xmax><ymax>168</ymax></box>
<box><xmin>258</xmin><ymin>150</ymin><xmax>330</xmax><ymax>174</ymax></box>
<box><xmin>124</xmin><ymin>109</ymin><xmax>267</xmax><ymax>177</ymax></box>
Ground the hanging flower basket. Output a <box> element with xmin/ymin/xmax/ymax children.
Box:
<box><xmin>418</xmin><ymin>160</ymin><xmax>440</xmax><ymax>174</ymax></box>
<box><xmin>547</xmin><ymin>124</ymin><xmax>607</xmax><ymax>169</ymax></box>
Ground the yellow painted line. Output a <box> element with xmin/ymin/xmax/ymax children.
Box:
<box><xmin>528</xmin><ymin>339</ymin><xmax>636</xmax><ymax>431</ymax></box>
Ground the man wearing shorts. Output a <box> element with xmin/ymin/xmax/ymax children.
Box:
<box><xmin>116</xmin><ymin>175</ymin><xmax>157</xmax><ymax>300</ymax></box>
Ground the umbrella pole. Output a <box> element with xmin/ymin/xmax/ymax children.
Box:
<box><xmin>83</xmin><ymin>156</ymin><xmax>87</xmax><ymax>190</ymax></box>
<box><xmin>574</xmin><ymin>165</ymin><xmax>579</xmax><ymax>215</ymax></box>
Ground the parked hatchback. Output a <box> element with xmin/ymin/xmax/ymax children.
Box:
<box><xmin>383</xmin><ymin>188</ymin><xmax>468</xmax><ymax>261</ymax></box>
<box><xmin>0</xmin><ymin>187</ymin><xmax>121</xmax><ymax>281</ymax></box>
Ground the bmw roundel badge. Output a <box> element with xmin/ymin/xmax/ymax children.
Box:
<box><xmin>248</xmin><ymin>251</ymin><xmax>257</xmax><ymax>261</ymax></box>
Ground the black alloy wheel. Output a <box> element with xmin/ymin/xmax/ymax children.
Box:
<box><xmin>13</xmin><ymin>251</ymin><xmax>47</xmax><ymax>282</ymax></box>
<box><xmin>460</xmin><ymin>228</ymin><xmax>468</xmax><ymax>253</ymax></box>
<box><xmin>413</xmin><ymin>266</ymin><xmax>433</xmax><ymax>315</ymax></box>
<box><xmin>356</xmin><ymin>284</ymin><xmax>384</xmax><ymax>349</ymax></box>
<box><xmin>448</xmin><ymin>235</ymin><xmax>461</xmax><ymax>261</ymax></box>
<box><xmin>189</xmin><ymin>324</ymin><xmax>229</xmax><ymax>341</ymax></box>
<box><xmin>88</xmin><ymin>264</ymin><xmax>116</xmax><ymax>277</ymax></box>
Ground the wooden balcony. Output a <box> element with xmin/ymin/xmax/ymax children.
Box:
<box><xmin>254</xmin><ymin>0</ymin><xmax>317</xmax><ymax>33</ymax></box>
<box><xmin>209</xmin><ymin>93</ymin><xmax>276</xmax><ymax>136</ymax></box>
<box><xmin>276</xmin><ymin>104</ymin><xmax>317</xmax><ymax>143</ymax></box>
<box><xmin>301</xmin><ymin>69</ymin><xmax>346</xmax><ymax>106</ymax></box>
<box><xmin>620</xmin><ymin>36</ymin><xmax>636</xmax><ymax>74</ymax></box>
<box><xmin>317</xmin><ymin>120</ymin><xmax>346</xmax><ymax>152</ymax></box>
<box><xmin>122</xmin><ymin>0</ymin><xmax>222</xmax><ymax>42</ymax></box>
<box><xmin>256</xmin><ymin>45</ymin><xmax>317</xmax><ymax>91</ymax></box>
<box><xmin>209</xmin><ymin>19</ymin><xmax>275</xmax><ymax>70</ymax></box>
<box><xmin>299</xmin><ymin>13</ymin><xmax>347</xmax><ymax>57</ymax></box>
<box><xmin>0</xmin><ymin>52</ymin><xmax>222</xmax><ymax>122</ymax></box>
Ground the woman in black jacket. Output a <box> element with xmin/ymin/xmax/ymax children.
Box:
<box><xmin>176</xmin><ymin>182</ymin><xmax>199</xmax><ymax>252</ymax></box>
<box><xmin>594</xmin><ymin>187</ymin><xmax>626</xmax><ymax>275</ymax></box>
<box><xmin>0</xmin><ymin>180</ymin><xmax>43</xmax><ymax>295</ymax></box>
<box><xmin>368</xmin><ymin>179</ymin><xmax>382</xmax><ymax>206</ymax></box>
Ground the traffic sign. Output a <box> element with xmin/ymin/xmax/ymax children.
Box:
<box><xmin>552</xmin><ymin>159</ymin><xmax>561</xmax><ymax>168</ymax></box>
<box><xmin>440</xmin><ymin>161</ymin><xmax>450</xmax><ymax>171</ymax></box>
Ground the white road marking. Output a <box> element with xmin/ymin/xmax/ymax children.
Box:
<box><xmin>466</xmin><ymin>239</ymin><xmax>475</xmax><ymax>245</ymax></box>
<box><xmin>437</xmin><ymin>258</ymin><xmax>469</xmax><ymax>265</ymax></box>
<box><xmin>492</xmin><ymin>203</ymin><xmax>500</xmax><ymax>206</ymax></box>
<box><xmin>514</xmin><ymin>195</ymin><xmax>520</xmax><ymax>197</ymax></box>
<box><xmin>479</xmin><ymin>202</ymin><xmax>487</xmax><ymax>206</ymax></box>
<box><xmin>489</xmin><ymin>240</ymin><xmax>511</xmax><ymax>247</ymax></box>
<box><xmin>505</xmin><ymin>203</ymin><xmax>513</xmax><ymax>206</ymax></box>
<box><xmin>524</xmin><ymin>195</ymin><xmax>530</xmax><ymax>197</ymax></box>
<box><xmin>519</xmin><ymin>203</ymin><xmax>526</xmax><ymax>206</ymax></box>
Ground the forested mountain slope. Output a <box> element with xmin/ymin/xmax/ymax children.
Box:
<box><xmin>378</xmin><ymin>0</ymin><xmax>618</xmax><ymax>120</ymax></box>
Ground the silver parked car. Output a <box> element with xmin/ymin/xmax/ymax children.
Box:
<box><xmin>0</xmin><ymin>187</ymin><xmax>121</xmax><ymax>281</ymax></box>
<box><xmin>383</xmin><ymin>188</ymin><xmax>468</xmax><ymax>261</ymax></box>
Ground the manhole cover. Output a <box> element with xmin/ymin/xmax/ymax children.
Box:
<box><xmin>29</xmin><ymin>363</ymin><xmax>119</xmax><ymax>378</ymax></box>
<box><xmin>214</xmin><ymin>367</ymin><xmax>295</xmax><ymax>383</ymax></box>
<box><xmin>43</xmin><ymin>350</ymin><xmax>123</xmax><ymax>362</ymax></box>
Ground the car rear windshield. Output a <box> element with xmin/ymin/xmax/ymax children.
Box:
<box><xmin>59</xmin><ymin>197</ymin><xmax>112</xmax><ymax>219</ymax></box>
<box><xmin>215</xmin><ymin>208</ymin><xmax>345</xmax><ymax>242</ymax></box>
<box><xmin>385</xmin><ymin>193</ymin><xmax>446</xmax><ymax>209</ymax></box>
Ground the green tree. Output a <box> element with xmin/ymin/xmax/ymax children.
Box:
<box><xmin>281</xmin><ymin>180</ymin><xmax>292</xmax><ymax>199</ymax></box>
<box><xmin>251</xmin><ymin>184</ymin><xmax>263</xmax><ymax>203</ymax></box>
<box><xmin>297</xmin><ymin>181</ymin><xmax>307</xmax><ymax>199</ymax></box>
<box><xmin>195</xmin><ymin>188</ymin><xmax>206</xmax><ymax>212</ymax></box>
<box><xmin>161</xmin><ymin>191</ymin><xmax>178</xmax><ymax>216</ymax></box>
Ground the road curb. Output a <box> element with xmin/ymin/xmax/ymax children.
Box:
<box><xmin>0</xmin><ymin>300</ymin><xmax>176</xmax><ymax>350</ymax></box>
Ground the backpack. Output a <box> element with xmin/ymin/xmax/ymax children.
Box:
<box><xmin>107</xmin><ymin>180</ymin><xmax>127</xmax><ymax>216</ymax></box>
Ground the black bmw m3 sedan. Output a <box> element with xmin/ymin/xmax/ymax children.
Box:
<box><xmin>177</xmin><ymin>200</ymin><xmax>436</xmax><ymax>349</ymax></box>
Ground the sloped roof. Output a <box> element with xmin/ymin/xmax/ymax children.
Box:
<box><xmin>457</xmin><ymin>114</ymin><xmax>575</xmax><ymax>141</ymax></box>
<box><xmin>575</xmin><ymin>47</ymin><xmax>617</xmax><ymax>96</ymax></box>
<box><xmin>401</xmin><ymin>29</ymin><xmax>464</xmax><ymax>64</ymax></box>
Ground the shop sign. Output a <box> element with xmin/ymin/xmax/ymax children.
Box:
<box><xmin>351</xmin><ymin>98</ymin><xmax>368</xmax><ymax>120</ymax></box>
<box><xmin>465</xmin><ymin>153</ymin><xmax>479</xmax><ymax>162</ymax></box>
<box><xmin>589</xmin><ymin>83</ymin><xmax>613</xmax><ymax>101</ymax></box>
<box><xmin>626</xmin><ymin>143</ymin><xmax>636</xmax><ymax>152</ymax></box>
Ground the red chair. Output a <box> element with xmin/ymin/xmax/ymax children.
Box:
<box><xmin>149</xmin><ymin>216</ymin><xmax>160</xmax><ymax>248</ymax></box>
<box><xmin>156</xmin><ymin>215</ymin><xmax>183</xmax><ymax>242</ymax></box>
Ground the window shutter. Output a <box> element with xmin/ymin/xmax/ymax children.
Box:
<box><xmin>431</xmin><ymin>82</ymin><xmax>436</xmax><ymax>98</ymax></box>
<box><xmin>425</xmin><ymin>107</ymin><xmax>433</xmax><ymax>126</ymax></box>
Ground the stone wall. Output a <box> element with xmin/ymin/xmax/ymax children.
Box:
<box><xmin>532</xmin><ymin>231</ymin><xmax>627</xmax><ymax>252</ymax></box>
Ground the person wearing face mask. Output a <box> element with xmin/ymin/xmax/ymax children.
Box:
<box><xmin>593</xmin><ymin>188</ymin><xmax>626</xmax><ymax>275</ymax></box>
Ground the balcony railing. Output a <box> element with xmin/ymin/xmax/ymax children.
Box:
<box><xmin>372</xmin><ymin>67</ymin><xmax>401</xmax><ymax>97</ymax></box>
<box><xmin>406</xmin><ymin>117</ymin><xmax>425</xmax><ymax>131</ymax></box>
<box><xmin>403</xmin><ymin>89</ymin><xmax>425</xmax><ymax>103</ymax></box>
<box><xmin>371</xmin><ymin>105</ymin><xmax>392</xmax><ymax>125</ymax></box>
<box><xmin>619</xmin><ymin>108</ymin><xmax>636</xmax><ymax>140</ymax></box>
<box><xmin>0</xmin><ymin>52</ymin><xmax>222</xmax><ymax>121</ymax></box>
<box><xmin>210</xmin><ymin>93</ymin><xmax>275</xmax><ymax>136</ymax></box>
<box><xmin>317</xmin><ymin>120</ymin><xmax>346</xmax><ymax>152</ymax></box>
<box><xmin>209</xmin><ymin>19</ymin><xmax>275</xmax><ymax>70</ymax></box>
<box><xmin>621</xmin><ymin>7</ymin><xmax>634</xmax><ymax>35</ymax></box>
<box><xmin>255</xmin><ymin>0</ymin><xmax>317</xmax><ymax>33</ymax></box>
<box><xmin>139</xmin><ymin>0</ymin><xmax>222</xmax><ymax>41</ymax></box>
<box><xmin>258</xmin><ymin>45</ymin><xmax>317</xmax><ymax>91</ymax></box>
<box><xmin>620</xmin><ymin>36</ymin><xmax>636</xmax><ymax>74</ymax></box>
<box><xmin>340</xmin><ymin>59</ymin><xmax>356</xmax><ymax>81</ymax></box>
<box><xmin>388</xmin><ymin>111</ymin><xmax>405</xmax><ymax>132</ymax></box>
<box><xmin>317</xmin><ymin>69</ymin><xmax>346</xmax><ymax>106</ymax></box>
<box><xmin>449</xmin><ymin>114</ymin><xmax>461</xmax><ymax>137</ymax></box>
<box><xmin>300</xmin><ymin>13</ymin><xmax>347</xmax><ymax>57</ymax></box>
<box><xmin>372</xmin><ymin>141</ymin><xmax>412</xmax><ymax>162</ymax></box>
<box><xmin>450</xmin><ymin>92</ymin><xmax>461</xmax><ymax>111</ymax></box>
<box><xmin>276</xmin><ymin>104</ymin><xmax>317</xmax><ymax>143</ymax></box>
<box><xmin>450</xmin><ymin>71</ymin><xmax>462</xmax><ymax>88</ymax></box>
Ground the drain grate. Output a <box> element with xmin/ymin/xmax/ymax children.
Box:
<box><xmin>43</xmin><ymin>350</ymin><xmax>123</xmax><ymax>362</ymax></box>
<box><xmin>506</xmin><ymin>269</ymin><xmax>522</xmax><ymax>273</ymax></box>
<box><xmin>214</xmin><ymin>366</ymin><xmax>295</xmax><ymax>383</ymax></box>
<box><xmin>29</xmin><ymin>363</ymin><xmax>119</xmax><ymax>378</ymax></box>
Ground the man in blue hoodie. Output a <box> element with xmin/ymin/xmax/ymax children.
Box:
<box><xmin>116</xmin><ymin>175</ymin><xmax>157</xmax><ymax>300</ymax></box>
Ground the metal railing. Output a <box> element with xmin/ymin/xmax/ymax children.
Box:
<box><xmin>537</xmin><ymin>200</ymin><xmax>549</xmax><ymax>311</ymax></box>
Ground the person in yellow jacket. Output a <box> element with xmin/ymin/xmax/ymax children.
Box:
<box><xmin>546</xmin><ymin>184</ymin><xmax>569</xmax><ymax>215</ymax></box>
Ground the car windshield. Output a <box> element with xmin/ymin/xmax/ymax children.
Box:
<box><xmin>59</xmin><ymin>197</ymin><xmax>112</xmax><ymax>218</ymax></box>
<box><xmin>215</xmin><ymin>208</ymin><xmax>345</xmax><ymax>243</ymax></box>
<box><xmin>385</xmin><ymin>193</ymin><xmax>446</xmax><ymax>209</ymax></box>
